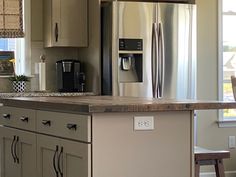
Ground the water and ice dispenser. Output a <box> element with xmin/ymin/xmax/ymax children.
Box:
<box><xmin>118</xmin><ymin>39</ymin><xmax>143</xmax><ymax>83</ymax></box>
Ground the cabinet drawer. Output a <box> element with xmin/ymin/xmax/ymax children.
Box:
<box><xmin>0</xmin><ymin>106</ymin><xmax>36</xmax><ymax>131</ymax></box>
<box><xmin>36</xmin><ymin>111</ymin><xmax>91</xmax><ymax>142</ymax></box>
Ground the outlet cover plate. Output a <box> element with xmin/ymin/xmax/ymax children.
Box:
<box><xmin>134</xmin><ymin>116</ymin><xmax>154</xmax><ymax>131</ymax></box>
<box><xmin>229</xmin><ymin>136</ymin><xmax>236</xmax><ymax>149</ymax></box>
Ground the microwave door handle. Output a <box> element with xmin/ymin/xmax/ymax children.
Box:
<box><xmin>152</xmin><ymin>23</ymin><xmax>159</xmax><ymax>98</ymax></box>
<box><xmin>158</xmin><ymin>22</ymin><xmax>165</xmax><ymax>98</ymax></box>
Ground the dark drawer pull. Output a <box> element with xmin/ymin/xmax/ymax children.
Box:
<box><xmin>42</xmin><ymin>120</ymin><xmax>51</xmax><ymax>126</ymax></box>
<box><xmin>67</xmin><ymin>123</ymin><xmax>77</xmax><ymax>130</ymax></box>
<box><xmin>20</xmin><ymin>116</ymin><xmax>29</xmax><ymax>122</ymax></box>
<box><xmin>2</xmin><ymin>114</ymin><xmax>10</xmax><ymax>119</ymax></box>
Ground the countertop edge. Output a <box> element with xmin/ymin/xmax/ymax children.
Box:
<box><xmin>0</xmin><ymin>96</ymin><xmax>236</xmax><ymax>113</ymax></box>
<box><xmin>0</xmin><ymin>98</ymin><xmax>90</xmax><ymax>114</ymax></box>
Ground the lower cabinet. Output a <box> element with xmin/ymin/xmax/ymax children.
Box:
<box><xmin>0</xmin><ymin>126</ymin><xmax>36</xmax><ymax>177</ymax></box>
<box><xmin>37</xmin><ymin>134</ymin><xmax>91</xmax><ymax>177</ymax></box>
<box><xmin>0</xmin><ymin>126</ymin><xmax>91</xmax><ymax>177</ymax></box>
<box><xmin>0</xmin><ymin>106</ymin><xmax>92</xmax><ymax>177</ymax></box>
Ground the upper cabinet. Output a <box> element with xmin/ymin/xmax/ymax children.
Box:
<box><xmin>101</xmin><ymin>0</ymin><xmax>195</xmax><ymax>4</ymax></box>
<box><xmin>157</xmin><ymin>0</ymin><xmax>195</xmax><ymax>3</ymax></box>
<box><xmin>44</xmin><ymin>0</ymin><xmax>88</xmax><ymax>47</ymax></box>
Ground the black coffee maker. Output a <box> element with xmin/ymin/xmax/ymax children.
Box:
<box><xmin>56</xmin><ymin>59</ymin><xmax>85</xmax><ymax>92</ymax></box>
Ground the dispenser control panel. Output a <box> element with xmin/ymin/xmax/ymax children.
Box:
<box><xmin>119</xmin><ymin>39</ymin><xmax>143</xmax><ymax>51</ymax></box>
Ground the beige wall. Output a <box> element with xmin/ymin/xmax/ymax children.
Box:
<box><xmin>196</xmin><ymin>0</ymin><xmax>236</xmax><ymax>172</ymax></box>
<box><xmin>77</xmin><ymin>0</ymin><xmax>101</xmax><ymax>94</ymax></box>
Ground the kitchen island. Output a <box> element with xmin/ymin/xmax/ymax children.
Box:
<box><xmin>0</xmin><ymin>96</ymin><xmax>235</xmax><ymax>177</ymax></box>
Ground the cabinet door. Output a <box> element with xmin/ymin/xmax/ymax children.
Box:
<box><xmin>0</xmin><ymin>127</ymin><xmax>36</xmax><ymax>177</ymax></box>
<box><xmin>37</xmin><ymin>134</ymin><xmax>60</xmax><ymax>177</ymax></box>
<box><xmin>157</xmin><ymin>0</ymin><xmax>194</xmax><ymax>3</ymax></box>
<box><xmin>114</xmin><ymin>0</ymin><xmax>195</xmax><ymax>3</ymax></box>
<box><xmin>37</xmin><ymin>135</ymin><xmax>91</xmax><ymax>177</ymax></box>
<box><xmin>60</xmin><ymin>139</ymin><xmax>91</xmax><ymax>177</ymax></box>
<box><xmin>44</xmin><ymin>0</ymin><xmax>88</xmax><ymax>47</ymax></box>
<box><xmin>59</xmin><ymin>0</ymin><xmax>88</xmax><ymax>47</ymax></box>
<box><xmin>0</xmin><ymin>127</ymin><xmax>20</xmax><ymax>177</ymax></box>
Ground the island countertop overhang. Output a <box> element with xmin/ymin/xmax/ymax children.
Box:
<box><xmin>0</xmin><ymin>96</ymin><xmax>236</xmax><ymax>113</ymax></box>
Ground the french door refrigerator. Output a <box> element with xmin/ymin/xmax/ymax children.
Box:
<box><xmin>101</xmin><ymin>1</ymin><xmax>196</xmax><ymax>99</ymax></box>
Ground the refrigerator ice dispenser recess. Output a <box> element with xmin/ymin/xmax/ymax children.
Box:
<box><xmin>121</xmin><ymin>56</ymin><xmax>132</xmax><ymax>71</ymax></box>
<box><xmin>118</xmin><ymin>38</ymin><xmax>143</xmax><ymax>83</ymax></box>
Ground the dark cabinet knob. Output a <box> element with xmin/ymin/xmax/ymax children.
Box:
<box><xmin>20</xmin><ymin>116</ymin><xmax>29</xmax><ymax>122</ymax></box>
<box><xmin>2</xmin><ymin>114</ymin><xmax>10</xmax><ymax>119</ymax></box>
<box><xmin>42</xmin><ymin>120</ymin><xmax>51</xmax><ymax>126</ymax></box>
<box><xmin>66</xmin><ymin>123</ymin><xmax>77</xmax><ymax>130</ymax></box>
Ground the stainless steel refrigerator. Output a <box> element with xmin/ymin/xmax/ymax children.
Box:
<box><xmin>101</xmin><ymin>1</ymin><xmax>196</xmax><ymax>99</ymax></box>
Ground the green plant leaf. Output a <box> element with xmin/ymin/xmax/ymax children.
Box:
<box><xmin>9</xmin><ymin>75</ymin><xmax>29</xmax><ymax>82</ymax></box>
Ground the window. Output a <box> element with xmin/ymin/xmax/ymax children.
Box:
<box><xmin>0</xmin><ymin>0</ymin><xmax>31</xmax><ymax>76</ymax></box>
<box><xmin>219</xmin><ymin>0</ymin><xmax>236</xmax><ymax>126</ymax></box>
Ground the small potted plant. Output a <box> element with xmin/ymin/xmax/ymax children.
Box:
<box><xmin>8</xmin><ymin>58</ymin><xmax>30</xmax><ymax>92</ymax></box>
<box><xmin>9</xmin><ymin>75</ymin><xmax>30</xmax><ymax>92</ymax></box>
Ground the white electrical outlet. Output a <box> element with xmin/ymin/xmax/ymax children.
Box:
<box><xmin>229</xmin><ymin>136</ymin><xmax>236</xmax><ymax>149</ymax></box>
<box><xmin>134</xmin><ymin>116</ymin><xmax>154</xmax><ymax>130</ymax></box>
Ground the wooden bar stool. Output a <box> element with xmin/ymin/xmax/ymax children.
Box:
<box><xmin>194</xmin><ymin>146</ymin><xmax>230</xmax><ymax>177</ymax></box>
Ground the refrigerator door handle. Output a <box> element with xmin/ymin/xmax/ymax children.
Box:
<box><xmin>158</xmin><ymin>22</ymin><xmax>165</xmax><ymax>98</ymax></box>
<box><xmin>151</xmin><ymin>22</ymin><xmax>159</xmax><ymax>98</ymax></box>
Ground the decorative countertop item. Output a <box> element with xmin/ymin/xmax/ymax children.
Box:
<box><xmin>39</xmin><ymin>54</ymin><xmax>46</xmax><ymax>91</ymax></box>
<box><xmin>9</xmin><ymin>75</ymin><xmax>30</xmax><ymax>92</ymax></box>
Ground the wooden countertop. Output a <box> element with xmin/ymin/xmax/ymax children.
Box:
<box><xmin>0</xmin><ymin>96</ymin><xmax>236</xmax><ymax>113</ymax></box>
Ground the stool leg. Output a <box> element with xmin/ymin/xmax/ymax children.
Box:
<box><xmin>195</xmin><ymin>161</ymin><xmax>200</xmax><ymax>177</ymax></box>
<box><xmin>215</xmin><ymin>159</ymin><xmax>225</xmax><ymax>177</ymax></box>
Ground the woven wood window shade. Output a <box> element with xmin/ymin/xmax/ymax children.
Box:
<box><xmin>0</xmin><ymin>0</ymin><xmax>24</xmax><ymax>38</ymax></box>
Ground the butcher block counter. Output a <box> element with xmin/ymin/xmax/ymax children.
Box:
<box><xmin>0</xmin><ymin>96</ymin><xmax>235</xmax><ymax>113</ymax></box>
<box><xmin>0</xmin><ymin>96</ymin><xmax>235</xmax><ymax>177</ymax></box>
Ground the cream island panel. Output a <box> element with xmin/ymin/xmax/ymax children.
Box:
<box><xmin>92</xmin><ymin>111</ymin><xmax>194</xmax><ymax>177</ymax></box>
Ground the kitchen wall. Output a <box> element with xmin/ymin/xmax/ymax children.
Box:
<box><xmin>76</xmin><ymin>0</ymin><xmax>101</xmax><ymax>94</ymax></box>
<box><xmin>196</xmin><ymin>0</ymin><xmax>236</xmax><ymax>175</ymax></box>
<box><xmin>0</xmin><ymin>77</ymin><xmax>11</xmax><ymax>92</ymax></box>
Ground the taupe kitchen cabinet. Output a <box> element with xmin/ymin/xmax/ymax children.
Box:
<box><xmin>101</xmin><ymin>0</ymin><xmax>195</xmax><ymax>3</ymax></box>
<box><xmin>0</xmin><ymin>102</ymin><xmax>194</xmax><ymax>177</ymax></box>
<box><xmin>37</xmin><ymin>134</ymin><xmax>91</xmax><ymax>177</ymax></box>
<box><xmin>0</xmin><ymin>106</ymin><xmax>91</xmax><ymax>177</ymax></box>
<box><xmin>157</xmin><ymin>0</ymin><xmax>195</xmax><ymax>3</ymax></box>
<box><xmin>0</xmin><ymin>126</ymin><xmax>36</xmax><ymax>177</ymax></box>
<box><xmin>44</xmin><ymin>0</ymin><xmax>88</xmax><ymax>47</ymax></box>
<box><xmin>36</xmin><ymin>110</ymin><xmax>91</xmax><ymax>177</ymax></box>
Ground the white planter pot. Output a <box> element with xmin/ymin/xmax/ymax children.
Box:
<box><xmin>12</xmin><ymin>81</ymin><xmax>27</xmax><ymax>92</ymax></box>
